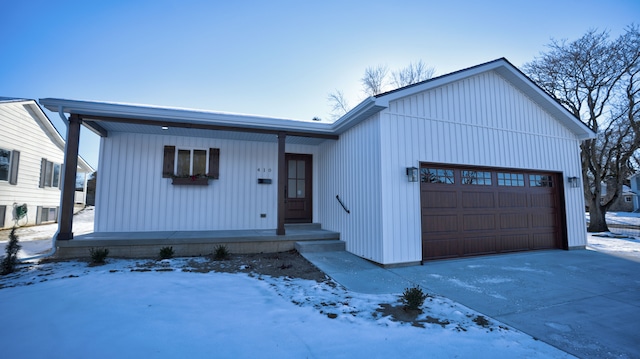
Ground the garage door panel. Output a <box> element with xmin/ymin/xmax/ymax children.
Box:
<box><xmin>422</xmin><ymin>214</ymin><xmax>458</xmax><ymax>233</ymax></box>
<box><xmin>462</xmin><ymin>236</ymin><xmax>496</xmax><ymax>255</ymax></box>
<box><xmin>498</xmin><ymin>192</ymin><xmax>528</xmax><ymax>208</ymax></box>
<box><xmin>463</xmin><ymin>214</ymin><xmax>495</xmax><ymax>231</ymax></box>
<box><xmin>421</xmin><ymin>191</ymin><xmax>457</xmax><ymax>208</ymax></box>
<box><xmin>462</xmin><ymin>191</ymin><xmax>495</xmax><ymax>208</ymax></box>
<box><xmin>500</xmin><ymin>213</ymin><xmax>529</xmax><ymax>229</ymax></box>
<box><xmin>530</xmin><ymin>193</ymin><xmax>556</xmax><ymax>208</ymax></box>
<box><xmin>500</xmin><ymin>234</ymin><xmax>530</xmax><ymax>252</ymax></box>
<box><xmin>421</xmin><ymin>163</ymin><xmax>563</xmax><ymax>261</ymax></box>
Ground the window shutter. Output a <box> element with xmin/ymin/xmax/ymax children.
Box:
<box><xmin>9</xmin><ymin>150</ymin><xmax>19</xmax><ymax>185</ymax></box>
<box><xmin>208</xmin><ymin>148</ymin><xmax>220</xmax><ymax>179</ymax></box>
<box><xmin>162</xmin><ymin>146</ymin><xmax>175</xmax><ymax>178</ymax></box>
<box><xmin>39</xmin><ymin>158</ymin><xmax>47</xmax><ymax>188</ymax></box>
<box><xmin>36</xmin><ymin>206</ymin><xmax>43</xmax><ymax>225</ymax></box>
<box><xmin>0</xmin><ymin>205</ymin><xmax>5</xmax><ymax>228</ymax></box>
<box><xmin>59</xmin><ymin>164</ymin><xmax>64</xmax><ymax>189</ymax></box>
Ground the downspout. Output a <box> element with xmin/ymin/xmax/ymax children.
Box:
<box><xmin>20</xmin><ymin>107</ymin><xmax>69</xmax><ymax>262</ymax></box>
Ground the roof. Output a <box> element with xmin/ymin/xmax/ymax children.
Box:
<box><xmin>0</xmin><ymin>98</ymin><xmax>95</xmax><ymax>173</ymax></box>
<box><xmin>39</xmin><ymin>58</ymin><xmax>595</xmax><ymax>144</ymax></box>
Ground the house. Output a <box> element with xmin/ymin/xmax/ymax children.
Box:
<box><xmin>629</xmin><ymin>173</ymin><xmax>640</xmax><ymax>212</ymax></box>
<box><xmin>592</xmin><ymin>182</ymin><xmax>635</xmax><ymax>212</ymax></box>
<box><xmin>0</xmin><ymin>98</ymin><xmax>94</xmax><ymax>230</ymax></box>
<box><xmin>39</xmin><ymin>58</ymin><xmax>594</xmax><ymax>266</ymax></box>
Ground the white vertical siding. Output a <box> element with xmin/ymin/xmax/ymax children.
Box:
<box><xmin>376</xmin><ymin>70</ymin><xmax>587</xmax><ymax>264</ymax></box>
<box><xmin>317</xmin><ymin>115</ymin><xmax>384</xmax><ymax>263</ymax></box>
<box><xmin>0</xmin><ymin>102</ymin><xmax>65</xmax><ymax>228</ymax></box>
<box><xmin>96</xmin><ymin>133</ymin><xmax>280</xmax><ymax>232</ymax></box>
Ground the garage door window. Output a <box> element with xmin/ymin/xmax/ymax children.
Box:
<box><xmin>530</xmin><ymin>175</ymin><xmax>553</xmax><ymax>187</ymax></box>
<box><xmin>421</xmin><ymin>168</ymin><xmax>454</xmax><ymax>184</ymax></box>
<box><xmin>461</xmin><ymin>170</ymin><xmax>492</xmax><ymax>185</ymax></box>
<box><xmin>497</xmin><ymin>173</ymin><xmax>525</xmax><ymax>186</ymax></box>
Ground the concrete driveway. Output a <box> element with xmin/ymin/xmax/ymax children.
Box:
<box><xmin>305</xmin><ymin>249</ymin><xmax>640</xmax><ymax>359</ymax></box>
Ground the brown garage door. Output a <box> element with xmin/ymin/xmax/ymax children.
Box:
<box><xmin>420</xmin><ymin>163</ymin><xmax>564</xmax><ymax>260</ymax></box>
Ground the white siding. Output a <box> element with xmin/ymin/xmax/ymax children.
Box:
<box><xmin>377</xmin><ymin>71</ymin><xmax>587</xmax><ymax>264</ymax></box>
<box><xmin>317</xmin><ymin>115</ymin><xmax>384</xmax><ymax>263</ymax></box>
<box><xmin>0</xmin><ymin>102</ymin><xmax>64</xmax><ymax>229</ymax></box>
<box><xmin>96</xmin><ymin>133</ymin><xmax>283</xmax><ymax>231</ymax></box>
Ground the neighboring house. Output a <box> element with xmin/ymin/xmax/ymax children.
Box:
<box><xmin>40</xmin><ymin>58</ymin><xmax>594</xmax><ymax>266</ymax></box>
<box><xmin>591</xmin><ymin>182</ymin><xmax>635</xmax><ymax>212</ymax></box>
<box><xmin>629</xmin><ymin>173</ymin><xmax>640</xmax><ymax>212</ymax></box>
<box><xmin>0</xmin><ymin>98</ymin><xmax>94</xmax><ymax>230</ymax></box>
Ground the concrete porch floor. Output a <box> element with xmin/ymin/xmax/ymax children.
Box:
<box><xmin>55</xmin><ymin>223</ymin><xmax>340</xmax><ymax>259</ymax></box>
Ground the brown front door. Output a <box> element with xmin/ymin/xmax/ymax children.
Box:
<box><xmin>285</xmin><ymin>154</ymin><xmax>312</xmax><ymax>223</ymax></box>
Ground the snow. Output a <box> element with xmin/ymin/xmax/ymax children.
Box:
<box><xmin>1</xmin><ymin>209</ymin><xmax>640</xmax><ymax>357</ymax></box>
<box><xmin>0</xmin><ymin>259</ymin><xmax>573</xmax><ymax>358</ymax></box>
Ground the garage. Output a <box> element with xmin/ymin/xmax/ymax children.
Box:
<box><xmin>420</xmin><ymin>163</ymin><xmax>565</xmax><ymax>260</ymax></box>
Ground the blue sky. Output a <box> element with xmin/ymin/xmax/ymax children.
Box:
<box><xmin>1</xmin><ymin>0</ymin><xmax>638</xmax><ymax>168</ymax></box>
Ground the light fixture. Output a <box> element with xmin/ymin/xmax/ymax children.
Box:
<box><xmin>161</xmin><ymin>126</ymin><xmax>169</xmax><ymax>130</ymax></box>
<box><xmin>406</xmin><ymin>167</ymin><xmax>419</xmax><ymax>182</ymax></box>
<box><xmin>568</xmin><ymin>176</ymin><xmax>579</xmax><ymax>188</ymax></box>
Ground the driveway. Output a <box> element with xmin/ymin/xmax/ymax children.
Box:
<box><xmin>305</xmin><ymin>249</ymin><xmax>640</xmax><ymax>359</ymax></box>
<box><xmin>389</xmin><ymin>250</ymin><xmax>640</xmax><ymax>358</ymax></box>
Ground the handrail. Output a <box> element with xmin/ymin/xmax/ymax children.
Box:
<box><xmin>336</xmin><ymin>195</ymin><xmax>350</xmax><ymax>214</ymax></box>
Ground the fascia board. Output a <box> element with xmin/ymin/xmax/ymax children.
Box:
<box><xmin>40</xmin><ymin>98</ymin><xmax>335</xmax><ymax>135</ymax></box>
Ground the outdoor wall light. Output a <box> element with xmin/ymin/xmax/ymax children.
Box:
<box><xmin>161</xmin><ymin>126</ymin><xmax>169</xmax><ymax>130</ymax></box>
<box><xmin>568</xmin><ymin>176</ymin><xmax>579</xmax><ymax>188</ymax></box>
<box><xmin>406</xmin><ymin>167</ymin><xmax>419</xmax><ymax>182</ymax></box>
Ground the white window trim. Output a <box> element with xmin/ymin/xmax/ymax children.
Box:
<box><xmin>0</xmin><ymin>147</ymin><xmax>11</xmax><ymax>182</ymax></box>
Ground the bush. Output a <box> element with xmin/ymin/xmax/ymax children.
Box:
<box><xmin>213</xmin><ymin>245</ymin><xmax>230</xmax><ymax>260</ymax></box>
<box><xmin>1</xmin><ymin>227</ymin><xmax>21</xmax><ymax>275</ymax></box>
<box><xmin>401</xmin><ymin>286</ymin><xmax>428</xmax><ymax>311</ymax></box>
<box><xmin>159</xmin><ymin>246</ymin><xmax>174</xmax><ymax>259</ymax></box>
<box><xmin>89</xmin><ymin>248</ymin><xmax>109</xmax><ymax>264</ymax></box>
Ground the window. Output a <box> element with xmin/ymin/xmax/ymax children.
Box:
<box><xmin>36</xmin><ymin>206</ymin><xmax>58</xmax><ymax>224</ymax></box>
<box><xmin>462</xmin><ymin>170</ymin><xmax>492</xmax><ymax>185</ymax></box>
<box><xmin>162</xmin><ymin>146</ymin><xmax>220</xmax><ymax>179</ymax></box>
<box><xmin>625</xmin><ymin>196</ymin><xmax>632</xmax><ymax>203</ymax></box>
<box><xmin>421</xmin><ymin>168</ymin><xmax>454</xmax><ymax>184</ymax></box>
<box><xmin>40</xmin><ymin>159</ymin><xmax>61</xmax><ymax>188</ymax></box>
<box><xmin>497</xmin><ymin>172</ymin><xmax>524</xmax><ymax>186</ymax></box>
<box><xmin>0</xmin><ymin>148</ymin><xmax>19</xmax><ymax>185</ymax></box>
<box><xmin>529</xmin><ymin>174</ymin><xmax>553</xmax><ymax>187</ymax></box>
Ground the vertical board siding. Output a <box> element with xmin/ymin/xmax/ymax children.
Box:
<box><xmin>378</xmin><ymin>71</ymin><xmax>587</xmax><ymax>264</ymax></box>
<box><xmin>0</xmin><ymin>102</ymin><xmax>65</xmax><ymax>228</ymax></box>
<box><xmin>318</xmin><ymin>115</ymin><xmax>384</xmax><ymax>263</ymax></box>
<box><xmin>96</xmin><ymin>133</ymin><xmax>279</xmax><ymax>232</ymax></box>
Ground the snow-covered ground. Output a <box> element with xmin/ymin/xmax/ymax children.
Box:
<box><xmin>0</xmin><ymin>258</ymin><xmax>573</xmax><ymax>358</ymax></box>
<box><xmin>1</xmin><ymin>210</ymin><xmax>639</xmax><ymax>357</ymax></box>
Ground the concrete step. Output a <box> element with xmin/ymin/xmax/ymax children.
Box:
<box><xmin>295</xmin><ymin>240</ymin><xmax>346</xmax><ymax>253</ymax></box>
<box><xmin>285</xmin><ymin>223</ymin><xmax>322</xmax><ymax>230</ymax></box>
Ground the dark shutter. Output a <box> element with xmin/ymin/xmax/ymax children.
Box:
<box><xmin>9</xmin><ymin>150</ymin><xmax>19</xmax><ymax>185</ymax></box>
<box><xmin>162</xmin><ymin>146</ymin><xmax>175</xmax><ymax>178</ymax></box>
<box><xmin>208</xmin><ymin>148</ymin><xmax>220</xmax><ymax>179</ymax></box>
<box><xmin>39</xmin><ymin>158</ymin><xmax>47</xmax><ymax>188</ymax></box>
<box><xmin>0</xmin><ymin>205</ymin><xmax>5</xmax><ymax>228</ymax></box>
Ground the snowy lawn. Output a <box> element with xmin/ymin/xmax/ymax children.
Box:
<box><xmin>0</xmin><ymin>258</ymin><xmax>572</xmax><ymax>358</ymax></box>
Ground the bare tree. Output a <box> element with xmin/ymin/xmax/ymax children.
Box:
<box><xmin>327</xmin><ymin>90</ymin><xmax>351</xmax><ymax>120</ymax></box>
<box><xmin>361</xmin><ymin>64</ymin><xmax>389</xmax><ymax>96</ymax></box>
<box><xmin>524</xmin><ymin>26</ymin><xmax>640</xmax><ymax>232</ymax></box>
<box><xmin>391</xmin><ymin>60</ymin><xmax>436</xmax><ymax>88</ymax></box>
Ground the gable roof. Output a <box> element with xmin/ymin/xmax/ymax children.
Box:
<box><xmin>0</xmin><ymin>98</ymin><xmax>94</xmax><ymax>173</ymax></box>
<box><xmin>39</xmin><ymin>58</ymin><xmax>595</xmax><ymax>144</ymax></box>
<box><xmin>336</xmin><ymin>58</ymin><xmax>595</xmax><ymax>140</ymax></box>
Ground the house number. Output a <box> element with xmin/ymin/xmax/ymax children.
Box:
<box><xmin>256</xmin><ymin>168</ymin><xmax>272</xmax><ymax>172</ymax></box>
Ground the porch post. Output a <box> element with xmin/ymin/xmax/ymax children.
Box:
<box><xmin>277</xmin><ymin>132</ymin><xmax>286</xmax><ymax>235</ymax></box>
<box><xmin>56</xmin><ymin>114</ymin><xmax>82</xmax><ymax>240</ymax></box>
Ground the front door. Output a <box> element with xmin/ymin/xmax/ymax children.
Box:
<box><xmin>285</xmin><ymin>154</ymin><xmax>312</xmax><ymax>223</ymax></box>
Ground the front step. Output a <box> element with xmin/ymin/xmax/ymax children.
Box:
<box><xmin>295</xmin><ymin>240</ymin><xmax>346</xmax><ymax>253</ymax></box>
<box><xmin>285</xmin><ymin>223</ymin><xmax>321</xmax><ymax>230</ymax></box>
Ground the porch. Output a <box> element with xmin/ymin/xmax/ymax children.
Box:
<box><xmin>54</xmin><ymin>223</ymin><xmax>341</xmax><ymax>259</ymax></box>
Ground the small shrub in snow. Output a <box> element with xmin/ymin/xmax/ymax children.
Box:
<box><xmin>89</xmin><ymin>248</ymin><xmax>109</xmax><ymax>264</ymax></box>
<box><xmin>159</xmin><ymin>246</ymin><xmax>174</xmax><ymax>259</ymax></box>
<box><xmin>213</xmin><ymin>245</ymin><xmax>230</xmax><ymax>260</ymax></box>
<box><xmin>401</xmin><ymin>286</ymin><xmax>428</xmax><ymax>311</ymax></box>
<box><xmin>1</xmin><ymin>227</ymin><xmax>21</xmax><ymax>275</ymax></box>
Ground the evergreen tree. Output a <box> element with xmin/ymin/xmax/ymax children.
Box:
<box><xmin>1</xmin><ymin>227</ymin><xmax>21</xmax><ymax>275</ymax></box>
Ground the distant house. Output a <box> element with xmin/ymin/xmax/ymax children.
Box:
<box><xmin>40</xmin><ymin>58</ymin><xmax>594</xmax><ymax>266</ymax></box>
<box><xmin>0</xmin><ymin>98</ymin><xmax>94</xmax><ymax>230</ymax></box>
<box><xmin>629</xmin><ymin>173</ymin><xmax>640</xmax><ymax>212</ymax></box>
<box><xmin>595</xmin><ymin>183</ymin><xmax>635</xmax><ymax>212</ymax></box>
